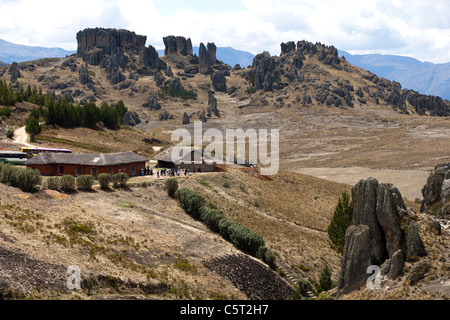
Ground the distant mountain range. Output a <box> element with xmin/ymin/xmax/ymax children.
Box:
<box><xmin>339</xmin><ymin>50</ymin><xmax>450</xmax><ymax>100</ymax></box>
<box><xmin>157</xmin><ymin>46</ymin><xmax>255</xmax><ymax>69</ymax></box>
<box><xmin>0</xmin><ymin>38</ymin><xmax>75</xmax><ymax>64</ymax></box>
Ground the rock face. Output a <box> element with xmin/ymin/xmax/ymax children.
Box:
<box><xmin>421</xmin><ymin>162</ymin><xmax>450</xmax><ymax>217</ymax></box>
<box><xmin>8</xmin><ymin>62</ymin><xmax>20</xmax><ymax>83</ymax></box>
<box><xmin>78</xmin><ymin>64</ymin><xmax>93</xmax><ymax>85</ymax></box>
<box><xmin>211</xmin><ymin>71</ymin><xmax>227</xmax><ymax>92</ymax></box>
<box><xmin>163</xmin><ymin>36</ymin><xmax>192</xmax><ymax>56</ymax></box>
<box><xmin>207</xmin><ymin>91</ymin><xmax>220</xmax><ymax>117</ymax></box>
<box><xmin>199</xmin><ymin>42</ymin><xmax>217</xmax><ymax>74</ymax></box>
<box><xmin>182</xmin><ymin>112</ymin><xmax>190</xmax><ymax>125</ymax></box>
<box><xmin>338</xmin><ymin>178</ymin><xmax>427</xmax><ymax>295</ymax></box>
<box><xmin>338</xmin><ymin>225</ymin><xmax>372</xmax><ymax>294</ymax></box>
<box><xmin>244</xmin><ymin>39</ymin><xmax>450</xmax><ymax>116</ymax></box>
<box><xmin>76</xmin><ymin>28</ymin><xmax>161</xmax><ymax>84</ymax></box>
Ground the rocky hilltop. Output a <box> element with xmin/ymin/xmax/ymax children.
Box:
<box><xmin>1</xmin><ymin>27</ymin><xmax>449</xmax><ymax>126</ymax></box>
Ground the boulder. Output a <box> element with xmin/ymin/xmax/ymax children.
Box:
<box><xmin>211</xmin><ymin>71</ymin><xmax>227</xmax><ymax>92</ymax></box>
<box><xmin>163</xmin><ymin>36</ymin><xmax>192</xmax><ymax>56</ymax></box>
<box><xmin>405</xmin><ymin>221</ymin><xmax>426</xmax><ymax>258</ymax></box>
<box><xmin>337</xmin><ymin>225</ymin><xmax>372</xmax><ymax>295</ymax></box>
<box><xmin>207</xmin><ymin>91</ymin><xmax>220</xmax><ymax>117</ymax></box>
<box><xmin>182</xmin><ymin>112</ymin><xmax>190</xmax><ymax>125</ymax></box>
<box><xmin>421</xmin><ymin>163</ymin><xmax>449</xmax><ymax>214</ymax></box>
<box><xmin>142</xmin><ymin>96</ymin><xmax>161</xmax><ymax>110</ymax></box>
<box><xmin>199</xmin><ymin>42</ymin><xmax>216</xmax><ymax>74</ymax></box>
<box><xmin>351</xmin><ymin>178</ymin><xmax>387</xmax><ymax>262</ymax></box>
<box><xmin>78</xmin><ymin>64</ymin><xmax>93</xmax><ymax>85</ymax></box>
<box><xmin>388</xmin><ymin>250</ymin><xmax>404</xmax><ymax>279</ymax></box>
<box><xmin>8</xmin><ymin>62</ymin><xmax>20</xmax><ymax>83</ymax></box>
<box><xmin>375</xmin><ymin>183</ymin><xmax>404</xmax><ymax>258</ymax></box>
<box><xmin>123</xmin><ymin>111</ymin><xmax>141</xmax><ymax>126</ymax></box>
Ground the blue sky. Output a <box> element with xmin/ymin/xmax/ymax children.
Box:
<box><xmin>0</xmin><ymin>0</ymin><xmax>449</xmax><ymax>63</ymax></box>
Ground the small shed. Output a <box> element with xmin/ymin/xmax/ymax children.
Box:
<box><xmin>153</xmin><ymin>147</ymin><xmax>217</xmax><ymax>172</ymax></box>
<box><xmin>26</xmin><ymin>151</ymin><xmax>148</xmax><ymax>178</ymax></box>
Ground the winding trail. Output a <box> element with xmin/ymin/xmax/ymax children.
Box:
<box><xmin>13</xmin><ymin>126</ymin><xmax>35</xmax><ymax>148</ymax></box>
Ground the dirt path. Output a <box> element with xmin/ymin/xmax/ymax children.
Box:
<box><xmin>13</xmin><ymin>126</ymin><xmax>35</xmax><ymax>148</ymax></box>
<box><xmin>292</xmin><ymin>167</ymin><xmax>430</xmax><ymax>201</ymax></box>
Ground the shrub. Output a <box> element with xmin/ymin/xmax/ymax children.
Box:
<box><xmin>112</xmin><ymin>172</ymin><xmax>128</xmax><ymax>188</ymax></box>
<box><xmin>0</xmin><ymin>164</ymin><xmax>41</xmax><ymax>192</ymax></box>
<box><xmin>218</xmin><ymin>218</ymin><xmax>265</xmax><ymax>256</ymax></box>
<box><xmin>291</xmin><ymin>278</ymin><xmax>314</xmax><ymax>300</ymax></box>
<box><xmin>45</xmin><ymin>177</ymin><xmax>60</xmax><ymax>190</ymax></box>
<box><xmin>60</xmin><ymin>175</ymin><xmax>76</xmax><ymax>193</ymax></box>
<box><xmin>174</xmin><ymin>188</ymin><xmax>206</xmax><ymax>219</ymax></box>
<box><xmin>17</xmin><ymin>167</ymin><xmax>42</xmax><ymax>192</ymax></box>
<box><xmin>200</xmin><ymin>207</ymin><xmax>226</xmax><ymax>233</ymax></box>
<box><xmin>315</xmin><ymin>262</ymin><xmax>333</xmax><ymax>294</ymax></box>
<box><xmin>256</xmin><ymin>246</ymin><xmax>277</xmax><ymax>270</ymax></box>
<box><xmin>328</xmin><ymin>191</ymin><xmax>353</xmax><ymax>254</ymax></box>
<box><xmin>76</xmin><ymin>175</ymin><xmax>94</xmax><ymax>191</ymax></box>
<box><xmin>316</xmin><ymin>292</ymin><xmax>333</xmax><ymax>300</ymax></box>
<box><xmin>165</xmin><ymin>178</ymin><xmax>178</xmax><ymax>197</ymax></box>
<box><xmin>6</xmin><ymin>129</ymin><xmax>14</xmax><ymax>139</ymax></box>
<box><xmin>0</xmin><ymin>107</ymin><xmax>11</xmax><ymax>117</ymax></box>
<box><xmin>0</xmin><ymin>163</ymin><xmax>17</xmax><ymax>185</ymax></box>
<box><xmin>98</xmin><ymin>173</ymin><xmax>111</xmax><ymax>190</ymax></box>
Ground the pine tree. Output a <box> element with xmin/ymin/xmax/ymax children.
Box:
<box><xmin>316</xmin><ymin>262</ymin><xmax>333</xmax><ymax>293</ymax></box>
<box><xmin>327</xmin><ymin>190</ymin><xmax>353</xmax><ymax>254</ymax></box>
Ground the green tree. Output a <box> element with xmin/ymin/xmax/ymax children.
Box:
<box><xmin>316</xmin><ymin>262</ymin><xmax>333</xmax><ymax>294</ymax></box>
<box><xmin>327</xmin><ymin>191</ymin><xmax>353</xmax><ymax>254</ymax></box>
<box><xmin>25</xmin><ymin>115</ymin><xmax>42</xmax><ymax>142</ymax></box>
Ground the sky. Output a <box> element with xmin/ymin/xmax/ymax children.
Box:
<box><xmin>0</xmin><ymin>0</ymin><xmax>449</xmax><ymax>64</ymax></box>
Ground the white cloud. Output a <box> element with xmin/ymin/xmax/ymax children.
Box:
<box><xmin>0</xmin><ymin>0</ymin><xmax>449</xmax><ymax>63</ymax></box>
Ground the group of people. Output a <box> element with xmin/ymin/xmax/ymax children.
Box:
<box><xmin>156</xmin><ymin>167</ymin><xmax>188</xmax><ymax>178</ymax></box>
<box><xmin>141</xmin><ymin>165</ymin><xmax>204</xmax><ymax>179</ymax></box>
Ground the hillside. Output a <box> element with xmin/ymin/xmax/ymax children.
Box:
<box><xmin>0</xmin><ymin>28</ymin><xmax>449</xmax><ymax>301</ymax></box>
<box><xmin>339</xmin><ymin>50</ymin><xmax>450</xmax><ymax>100</ymax></box>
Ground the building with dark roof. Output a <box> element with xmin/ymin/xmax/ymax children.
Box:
<box><xmin>153</xmin><ymin>147</ymin><xmax>217</xmax><ymax>172</ymax></box>
<box><xmin>26</xmin><ymin>151</ymin><xmax>148</xmax><ymax>178</ymax></box>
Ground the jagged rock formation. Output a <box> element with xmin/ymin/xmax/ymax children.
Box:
<box><xmin>207</xmin><ymin>91</ymin><xmax>220</xmax><ymax>117</ymax></box>
<box><xmin>78</xmin><ymin>64</ymin><xmax>93</xmax><ymax>85</ymax></box>
<box><xmin>421</xmin><ymin>162</ymin><xmax>450</xmax><ymax>217</ymax></box>
<box><xmin>163</xmin><ymin>36</ymin><xmax>193</xmax><ymax>56</ymax></box>
<box><xmin>338</xmin><ymin>178</ymin><xmax>426</xmax><ymax>295</ymax></box>
<box><xmin>182</xmin><ymin>112</ymin><xmax>190</xmax><ymax>125</ymax></box>
<box><xmin>76</xmin><ymin>28</ymin><xmax>161</xmax><ymax>84</ymax></box>
<box><xmin>123</xmin><ymin>111</ymin><xmax>141</xmax><ymax>126</ymax></box>
<box><xmin>244</xmin><ymin>40</ymin><xmax>450</xmax><ymax>116</ymax></box>
<box><xmin>8</xmin><ymin>62</ymin><xmax>20</xmax><ymax>83</ymax></box>
<box><xmin>199</xmin><ymin>42</ymin><xmax>217</xmax><ymax>74</ymax></box>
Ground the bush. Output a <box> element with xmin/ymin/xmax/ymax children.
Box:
<box><xmin>256</xmin><ymin>246</ymin><xmax>277</xmax><ymax>270</ymax></box>
<box><xmin>200</xmin><ymin>207</ymin><xmax>226</xmax><ymax>233</ymax></box>
<box><xmin>174</xmin><ymin>188</ymin><xmax>206</xmax><ymax>219</ymax></box>
<box><xmin>165</xmin><ymin>178</ymin><xmax>178</xmax><ymax>197</ymax></box>
<box><xmin>218</xmin><ymin>218</ymin><xmax>265</xmax><ymax>256</ymax></box>
<box><xmin>98</xmin><ymin>173</ymin><xmax>111</xmax><ymax>190</ymax></box>
<box><xmin>76</xmin><ymin>175</ymin><xmax>94</xmax><ymax>191</ymax></box>
<box><xmin>45</xmin><ymin>177</ymin><xmax>60</xmax><ymax>190</ymax></box>
<box><xmin>6</xmin><ymin>129</ymin><xmax>14</xmax><ymax>139</ymax></box>
<box><xmin>291</xmin><ymin>278</ymin><xmax>314</xmax><ymax>300</ymax></box>
<box><xmin>60</xmin><ymin>175</ymin><xmax>76</xmax><ymax>193</ymax></box>
<box><xmin>0</xmin><ymin>163</ymin><xmax>17</xmax><ymax>185</ymax></box>
<box><xmin>17</xmin><ymin>167</ymin><xmax>42</xmax><ymax>192</ymax></box>
<box><xmin>328</xmin><ymin>191</ymin><xmax>353</xmax><ymax>254</ymax></box>
<box><xmin>315</xmin><ymin>263</ymin><xmax>333</xmax><ymax>294</ymax></box>
<box><xmin>0</xmin><ymin>164</ymin><xmax>41</xmax><ymax>192</ymax></box>
<box><xmin>112</xmin><ymin>172</ymin><xmax>128</xmax><ymax>188</ymax></box>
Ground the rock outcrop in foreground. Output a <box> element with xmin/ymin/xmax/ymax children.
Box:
<box><xmin>338</xmin><ymin>178</ymin><xmax>426</xmax><ymax>295</ymax></box>
<box><xmin>421</xmin><ymin>162</ymin><xmax>450</xmax><ymax>217</ymax></box>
